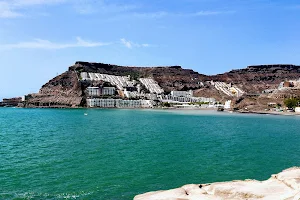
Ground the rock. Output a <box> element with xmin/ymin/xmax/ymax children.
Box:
<box><xmin>134</xmin><ymin>167</ymin><xmax>300</xmax><ymax>200</ymax></box>
<box><xmin>24</xmin><ymin>71</ymin><xmax>84</xmax><ymax>108</ymax></box>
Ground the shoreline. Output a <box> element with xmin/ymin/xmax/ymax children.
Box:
<box><xmin>134</xmin><ymin>167</ymin><xmax>300</xmax><ymax>200</ymax></box>
<box><xmin>236</xmin><ymin>110</ymin><xmax>300</xmax><ymax>116</ymax></box>
<box><xmin>3</xmin><ymin>106</ymin><xmax>300</xmax><ymax>116</ymax></box>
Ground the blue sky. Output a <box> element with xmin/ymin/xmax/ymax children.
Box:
<box><xmin>1</xmin><ymin>0</ymin><xmax>300</xmax><ymax>99</ymax></box>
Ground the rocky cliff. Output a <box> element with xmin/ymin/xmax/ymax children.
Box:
<box><xmin>211</xmin><ymin>64</ymin><xmax>300</xmax><ymax>94</ymax></box>
<box><xmin>134</xmin><ymin>167</ymin><xmax>300</xmax><ymax>200</ymax></box>
<box><xmin>23</xmin><ymin>62</ymin><xmax>300</xmax><ymax>108</ymax></box>
<box><xmin>25</xmin><ymin>71</ymin><xmax>84</xmax><ymax>107</ymax></box>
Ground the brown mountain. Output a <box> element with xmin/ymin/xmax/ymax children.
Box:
<box><xmin>210</xmin><ymin>64</ymin><xmax>300</xmax><ymax>93</ymax></box>
<box><xmin>23</xmin><ymin>62</ymin><xmax>300</xmax><ymax>108</ymax></box>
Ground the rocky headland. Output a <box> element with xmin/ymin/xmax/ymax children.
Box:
<box><xmin>26</xmin><ymin>71</ymin><xmax>83</xmax><ymax>108</ymax></box>
<box><xmin>19</xmin><ymin>62</ymin><xmax>300</xmax><ymax>110</ymax></box>
<box><xmin>134</xmin><ymin>167</ymin><xmax>300</xmax><ymax>200</ymax></box>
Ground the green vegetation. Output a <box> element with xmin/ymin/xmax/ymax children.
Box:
<box><xmin>126</xmin><ymin>72</ymin><xmax>140</xmax><ymax>81</ymax></box>
<box><xmin>162</xmin><ymin>102</ymin><xmax>171</xmax><ymax>107</ymax></box>
<box><xmin>128</xmin><ymin>97</ymin><xmax>139</xmax><ymax>100</ymax></box>
<box><xmin>189</xmin><ymin>102</ymin><xmax>209</xmax><ymax>105</ymax></box>
<box><xmin>284</xmin><ymin>98</ymin><xmax>300</xmax><ymax>108</ymax></box>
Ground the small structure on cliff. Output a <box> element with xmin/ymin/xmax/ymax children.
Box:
<box><xmin>278</xmin><ymin>79</ymin><xmax>300</xmax><ymax>90</ymax></box>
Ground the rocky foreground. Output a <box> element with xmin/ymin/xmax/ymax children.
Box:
<box><xmin>134</xmin><ymin>167</ymin><xmax>300</xmax><ymax>200</ymax></box>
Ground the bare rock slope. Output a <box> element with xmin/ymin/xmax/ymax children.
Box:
<box><xmin>26</xmin><ymin>71</ymin><xmax>83</xmax><ymax>107</ymax></box>
<box><xmin>134</xmin><ymin>167</ymin><xmax>300</xmax><ymax>200</ymax></box>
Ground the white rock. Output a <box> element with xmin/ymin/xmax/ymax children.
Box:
<box><xmin>134</xmin><ymin>167</ymin><xmax>300</xmax><ymax>200</ymax></box>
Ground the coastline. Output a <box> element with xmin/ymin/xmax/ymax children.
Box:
<box><xmin>4</xmin><ymin>106</ymin><xmax>300</xmax><ymax>116</ymax></box>
<box><xmin>236</xmin><ymin>110</ymin><xmax>300</xmax><ymax>116</ymax></box>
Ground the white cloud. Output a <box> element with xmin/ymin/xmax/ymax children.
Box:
<box><xmin>0</xmin><ymin>0</ymin><xmax>234</xmax><ymax>19</ymax></box>
<box><xmin>74</xmin><ymin>4</ymin><xmax>95</xmax><ymax>14</ymax></box>
<box><xmin>72</xmin><ymin>0</ymin><xmax>138</xmax><ymax>15</ymax></box>
<box><xmin>192</xmin><ymin>10</ymin><xmax>235</xmax><ymax>16</ymax></box>
<box><xmin>0</xmin><ymin>0</ymin><xmax>67</xmax><ymax>18</ymax></box>
<box><xmin>0</xmin><ymin>0</ymin><xmax>139</xmax><ymax>18</ymax></box>
<box><xmin>132</xmin><ymin>11</ymin><xmax>168</xmax><ymax>19</ymax></box>
<box><xmin>0</xmin><ymin>37</ymin><xmax>153</xmax><ymax>50</ymax></box>
<box><xmin>0</xmin><ymin>2</ymin><xmax>23</xmax><ymax>18</ymax></box>
<box><xmin>120</xmin><ymin>38</ymin><xmax>151</xmax><ymax>49</ymax></box>
<box><xmin>130</xmin><ymin>10</ymin><xmax>235</xmax><ymax>19</ymax></box>
<box><xmin>12</xmin><ymin>0</ymin><xmax>67</xmax><ymax>6</ymax></box>
<box><xmin>120</xmin><ymin>38</ymin><xmax>132</xmax><ymax>49</ymax></box>
<box><xmin>1</xmin><ymin>37</ymin><xmax>110</xmax><ymax>50</ymax></box>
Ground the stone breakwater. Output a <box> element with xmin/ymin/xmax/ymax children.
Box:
<box><xmin>134</xmin><ymin>167</ymin><xmax>300</xmax><ymax>200</ymax></box>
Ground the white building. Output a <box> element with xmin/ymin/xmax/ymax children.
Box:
<box><xmin>161</xmin><ymin>94</ymin><xmax>215</xmax><ymax>104</ymax></box>
<box><xmin>80</xmin><ymin>72</ymin><xmax>134</xmax><ymax>90</ymax></box>
<box><xmin>86</xmin><ymin>87</ymin><xmax>115</xmax><ymax>96</ymax></box>
<box><xmin>87</xmin><ymin>87</ymin><xmax>100</xmax><ymax>96</ymax></box>
<box><xmin>139</xmin><ymin>78</ymin><xmax>164</xmax><ymax>94</ymax></box>
<box><xmin>224</xmin><ymin>100</ymin><xmax>232</xmax><ymax>109</ymax></box>
<box><xmin>171</xmin><ymin>90</ymin><xmax>193</xmax><ymax>97</ymax></box>
<box><xmin>87</xmin><ymin>99</ymin><xmax>153</xmax><ymax>108</ymax></box>
<box><xmin>22</xmin><ymin>95</ymin><xmax>31</xmax><ymax>102</ymax></box>
<box><xmin>141</xmin><ymin>100</ymin><xmax>153</xmax><ymax>108</ymax></box>
<box><xmin>87</xmin><ymin>98</ymin><xmax>115</xmax><ymax>107</ymax></box>
<box><xmin>124</xmin><ymin>90</ymin><xmax>140</xmax><ymax>98</ymax></box>
<box><xmin>102</xmin><ymin>87</ymin><xmax>115</xmax><ymax>96</ymax></box>
<box><xmin>116</xmin><ymin>99</ymin><xmax>141</xmax><ymax>108</ymax></box>
<box><xmin>213</xmin><ymin>81</ymin><xmax>244</xmax><ymax>97</ymax></box>
<box><xmin>146</xmin><ymin>93</ymin><xmax>158</xmax><ymax>100</ymax></box>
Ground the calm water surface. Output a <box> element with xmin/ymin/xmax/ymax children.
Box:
<box><xmin>0</xmin><ymin>108</ymin><xmax>300</xmax><ymax>199</ymax></box>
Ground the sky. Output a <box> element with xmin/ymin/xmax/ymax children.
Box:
<box><xmin>1</xmin><ymin>0</ymin><xmax>300</xmax><ymax>99</ymax></box>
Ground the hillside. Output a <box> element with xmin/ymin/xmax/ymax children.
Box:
<box><xmin>70</xmin><ymin>61</ymin><xmax>209</xmax><ymax>92</ymax></box>
<box><xmin>210</xmin><ymin>64</ymin><xmax>300</xmax><ymax>93</ymax></box>
<box><xmin>23</xmin><ymin>62</ymin><xmax>300</xmax><ymax>108</ymax></box>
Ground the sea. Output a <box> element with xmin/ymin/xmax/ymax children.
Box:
<box><xmin>1</xmin><ymin>108</ymin><xmax>300</xmax><ymax>200</ymax></box>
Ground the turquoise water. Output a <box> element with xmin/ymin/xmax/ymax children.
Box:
<box><xmin>1</xmin><ymin>108</ymin><xmax>300</xmax><ymax>200</ymax></box>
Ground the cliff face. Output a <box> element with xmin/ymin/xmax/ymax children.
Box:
<box><xmin>26</xmin><ymin>71</ymin><xmax>84</xmax><ymax>107</ymax></box>
<box><xmin>24</xmin><ymin>62</ymin><xmax>300</xmax><ymax>108</ymax></box>
<box><xmin>39</xmin><ymin>71</ymin><xmax>82</xmax><ymax>97</ymax></box>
